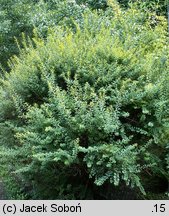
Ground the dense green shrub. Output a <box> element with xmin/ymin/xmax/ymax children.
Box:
<box><xmin>0</xmin><ymin>0</ymin><xmax>168</xmax><ymax>70</ymax></box>
<box><xmin>0</xmin><ymin>1</ymin><xmax>169</xmax><ymax>199</ymax></box>
<box><xmin>0</xmin><ymin>0</ymin><xmax>88</xmax><ymax>70</ymax></box>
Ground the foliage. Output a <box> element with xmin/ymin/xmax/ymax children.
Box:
<box><xmin>0</xmin><ymin>0</ymin><xmax>88</xmax><ymax>70</ymax></box>
<box><xmin>0</xmin><ymin>0</ymin><xmax>168</xmax><ymax>71</ymax></box>
<box><xmin>0</xmin><ymin>1</ymin><xmax>168</xmax><ymax>199</ymax></box>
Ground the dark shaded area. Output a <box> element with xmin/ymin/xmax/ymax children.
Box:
<box><xmin>0</xmin><ymin>180</ymin><xmax>7</xmax><ymax>200</ymax></box>
<box><xmin>144</xmin><ymin>175</ymin><xmax>168</xmax><ymax>194</ymax></box>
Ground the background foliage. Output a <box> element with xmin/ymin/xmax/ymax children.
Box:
<box><xmin>0</xmin><ymin>0</ymin><xmax>168</xmax><ymax>70</ymax></box>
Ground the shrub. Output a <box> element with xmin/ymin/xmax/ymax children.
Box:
<box><xmin>0</xmin><ymin>2</ymin><xmax>168</xmax><ymax>199</ymax></box>
<box><xmin>0</xmin><ymin>0</ymin><xmax>167</xmax><ymax>70</ymax></box>
<box><xmin>0</xmin><ymin>0</ymin><xmax>88</xmax><ymax>70</ymax></box>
